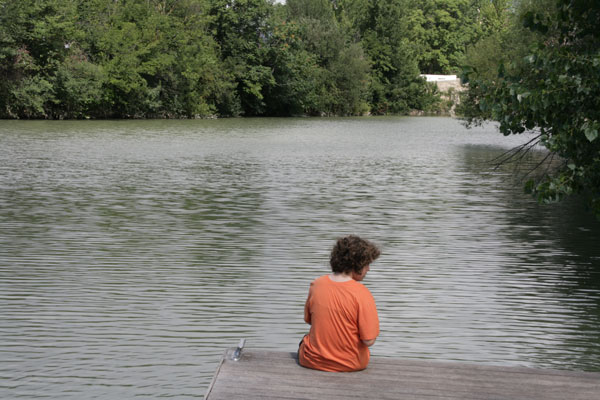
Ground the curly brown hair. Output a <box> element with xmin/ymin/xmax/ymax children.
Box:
<box><xmin>330</xmin><ymin>235</ymin><xmax>380</xmax><ymax>274</ymax></box>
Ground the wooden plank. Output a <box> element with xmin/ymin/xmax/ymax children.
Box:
<box><xmin>212</xmin><ymin>352</ymin><xmax>597</xmax><ymax>392</ymax></box>
<box><xmin>209</xmin><ymin>373</ymin><xmax>598</xmax><ymax>400</ymax></box>
<box><xmin>205</xmin><ymin>350</ymin><xmax>600</xmax><ymax>400</ymax></box>
<box><xmin>215</xmin><ymin>371</ymin><xmax>598</xmax><ymax>400</ymax></box>
<box><xmin>203</xmin><ymin>350</ymin><xmax>226</xmax><ymax>400</ymax></box>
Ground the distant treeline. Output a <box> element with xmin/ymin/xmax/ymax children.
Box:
<box><xmin>0</xmin><ymin>0</ymin><xmax>505</xmax><ymax>119</ymax></box>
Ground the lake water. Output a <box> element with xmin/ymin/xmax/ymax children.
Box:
<box><xmin>1</xmin><ymin>117</ymin><xmax>599</xmax><ymax>399</ymax></box>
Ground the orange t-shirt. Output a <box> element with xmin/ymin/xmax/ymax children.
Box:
<box><xmin>299</xmin><ymin>275</ymin><xmax>379</xmax><ymax>372</ymax></box>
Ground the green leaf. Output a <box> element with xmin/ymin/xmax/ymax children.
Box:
<box><xmin>584</xmin><ymin>127</ymin><xmax>598</xmax><ymax>142</ymax></box>
<box><xmin>516</xmin><ymin>92</ymin><xmax>530</xmax><ymax>102</ymax></box>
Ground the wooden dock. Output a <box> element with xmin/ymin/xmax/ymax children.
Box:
<box><xmin>205</xmin><ymin>349</ymin><xmax>600</xmax><ymax>399</ymax></box>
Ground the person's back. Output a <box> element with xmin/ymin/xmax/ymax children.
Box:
<box><xmin>298</xmin><ymin>235</ymin><xmax>380</xmax><ymax>372</ymax></box>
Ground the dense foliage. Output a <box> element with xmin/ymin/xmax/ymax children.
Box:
<box><xmin>461</xmin><ymin>0</ymin><xmax>600</xmax><ymax>217</ymax></box>
<box><xmin>0</xmin><ymin>0</ymin><xmax>496</xmax><ymax>118</ymax></box>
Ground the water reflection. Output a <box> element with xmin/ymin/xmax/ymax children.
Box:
<box><xmin>0</xmin><ymin>117</ymin><xmax>598</xmax><ymax>399</ymax></box>
<box><xmin>455</xmin><ymin>145</ymin><xmax>600</xmax><ymax>369</ymax></box>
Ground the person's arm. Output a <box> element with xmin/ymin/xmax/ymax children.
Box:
<box><xmin>304</xmin><ymin>303</ymin><xmax>311</xmax><ymax>325</ymax></box>
<box><xmin>362</xmin><ymin>338</ymin><xmax>376</xmax><ymax>347</ymax></box>
<box><xmin>304</xmin><ymin>285</ymin><xmax>313</xmax><ymax>325</ymax></box>
<box><xmin>358</xmin><ymin>288</ymin><xmax>379</xmax><ymax>348</ymax></box>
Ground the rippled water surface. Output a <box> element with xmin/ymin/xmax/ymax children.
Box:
<box><xmin>1</xmin><ymin>117</ymin><xmax>599</xmax><ymax>399</ymax></box>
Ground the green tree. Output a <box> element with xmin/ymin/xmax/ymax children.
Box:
<box><xmin>350</xmin><ymin>0</ymin><xmax>438</xmax><ymax>114</ymax></box>
<box><xmin>285</xmin><ymin>0</ymin><xmax>371</xmax><ymax>115</ymax></box>
<box><xmin>53</xmin><ymin>47</ymin><xmax>105</xmax><ymax>118</ymax></box>
<box><xmin>77</xmin><ymin>0</ymin><xmax>229</xmax><ymax>118</ymax></box>
<box><xmin>141</xmin><ymin>0</ymin><xmax>232</xmax><ymax>118</ymax></box>
<box><xmin>261</xmin><ymin>16</ymin><xmax>323</xmax><ymax>116</ymax></box>
<box><xmin>461</xmin><ymin>0</ymin><xmax>600</xmax><ymax>217</ymax></box>
<box><xmin>209</xmin><ymin>0</ymin><xmax>276</xmax><ymax>116</ymax></box>
<box><xmin>462</xmin><ymin>1</ymin><xmax>546</xmax><ymax>83</ymax></box>
<box><xmin>406</xmin><ymin>0</ymin><xmax>486</xmax><ymax>74</ymax></box>
<box><xmin>0</xmin><ymin>0</ymin><xmax>80</xmax><ymax>118</ymax></box>
<box><xmin>0</xmin><ymin>0</ymin><xmax>488</xmax><ymax>118</ymax></box>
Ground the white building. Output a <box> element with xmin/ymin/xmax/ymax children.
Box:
<box><xmin>420</xmin><ymin>74</ymin><xmax>458</xmax><ymax>82</ymax></box>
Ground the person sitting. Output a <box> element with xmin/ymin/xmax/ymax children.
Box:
<box><xmin>298</xmin><ymin>235</ymin><xmax>380</xmax><ymax>372</ymax></box>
